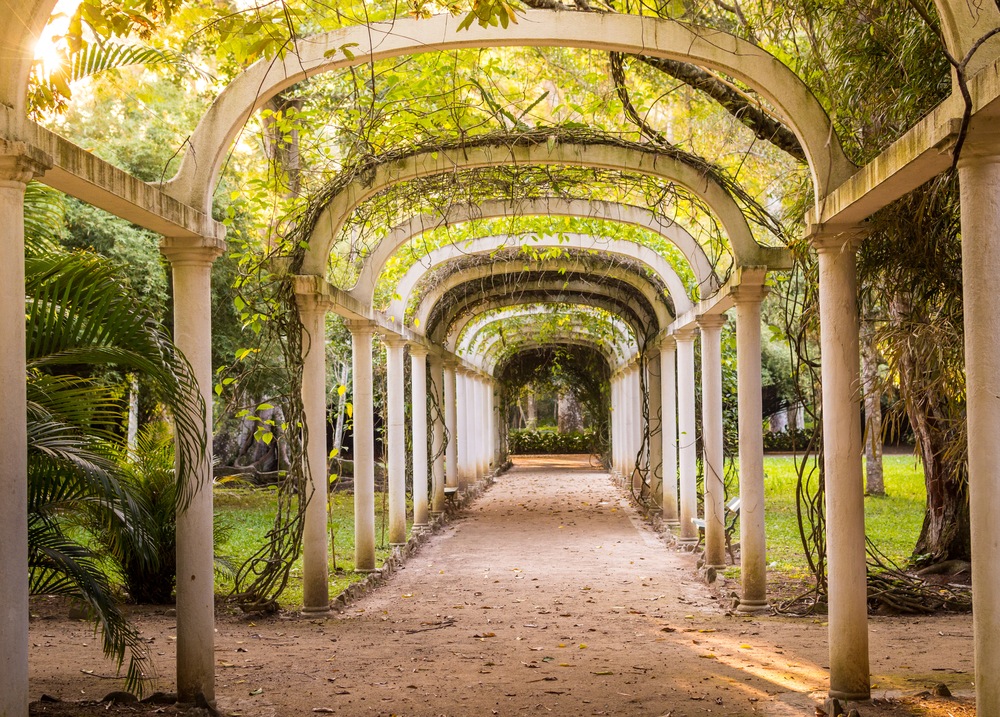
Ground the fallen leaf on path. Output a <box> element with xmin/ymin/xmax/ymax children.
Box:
<box><xmin>312</xmin><ymin>709</ymin><xmax>334</xmax><ymax>713</ymax></box>
<box><xmin>473</xmin><ymin>632</ymin><xmax>496</xmax><ymax>638</ymax></box>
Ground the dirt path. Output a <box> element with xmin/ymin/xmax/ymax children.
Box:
<box><xmin>29</xmin><ymin>457</ymin><xmax>975</xmax><ymax>716</ymax></box>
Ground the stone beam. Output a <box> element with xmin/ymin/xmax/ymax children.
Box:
<box><xmin>2</xmin><ymin>112</ymin><xmax>222</xmax><ymax>240</ymax></box>
<box><xmin>817</xmin><ymin>55</ymin><xmax>1000</xmax><ymax>226</ymax></box>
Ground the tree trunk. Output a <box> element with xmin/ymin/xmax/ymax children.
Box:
<box><xmin>861</xmin><ymin>320</ymin><xmax>885</xmax><ymax>496</ymax></box>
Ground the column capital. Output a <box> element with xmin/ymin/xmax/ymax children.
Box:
<box><xmin>957</xmin><ymin>125</ymin><xmax>1000</xmax><ymax>167</ymax></box>
<box><xmin>673</xmin><ymin>326</ymin><xmax>698</xmax><ymax>343</ymax></box>
<box><xmin>805</xmin><ymin>223</ymin><xmax>868</xmax><ymax>254</ymax></box>
<box><xmin>409</xmin><ymin>343</ymin><xmax>429</xmax><ymax>358</ymax></box>
<box><xmin>382</xmin><ymin>334</ymin><xmax>407</xmax><ymax>349</ymax></box>
<box><xmin>659</xmin><ymin>334</ymin><xmax>676</xmax><ymax>351</ymax></box>
<box><xmin>161</xmin><ymin>236</ymin><xmax>226</xmax><ymax>265</ymax></box>
<box><xmin>346</xmin><ymin>319</ymin><xmax>377</xmax><ymax>336</ymax></box>
<box><xmin>443</xmin><ymin>355</ymin><xmax>459</xmax><ymax>369</ymax></box>
<box><xmin>730</xmin><ymin>283</ymin><xmax>770</xmax><ymax>304</ymax></box>
<box><xmin>0</xmin><ymin>140</ymin><xmax>52</xmax><ymax>184</ymax></box>
<box><xmin>696</xmin><ymin>313</ymin><xmax>728</xmax><ymax>331</ymax></box>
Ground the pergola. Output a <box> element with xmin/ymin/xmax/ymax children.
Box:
<box><xmin>2</xmin><ymin>2</ymin><xmax>1000</xmax><ymax>715</ymax></box>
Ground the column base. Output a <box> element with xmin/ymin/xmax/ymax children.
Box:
<box><xmin>301</xmin><ymin>605</ymin><xmax>332</xmax><ymax>616</ymax></box>
<box><xmin>676</xmin><ymin>537</ymin><xmax>699</xmax><ymax>545</ymax></box>
<box><xmin>706</xmin><ymin>563</ymin><xmax>727</xmax><ymax>570</ymax></box>
<box><xmin>412</xmin><ymin>522</ymin><xmax>430</xmax><ymax>532</ymax></box>
<box><xmin>355</xmin><ymin>567</ymin><xmax>378</xmax><ymax>574</ymax></box>
<box><xmin>829</xmin><ymin>690</ymin><xmax>871</xmax><ymax>701</ymax></box>
<box><xmin>664</xmin><ymin>519</ymin><xmax>681</xmax><ymax>527</ymax></box>
<box><xmin>736</xmin><ymin>599</ymin><xmax>769</xmax><ymax>614</ymax></box>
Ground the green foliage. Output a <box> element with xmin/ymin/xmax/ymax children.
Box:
<box><xmin>509</xmin><ymin>428</ymin><xmax>598</xmax><ymax>454</ymax></box>
<box><xmin>762</xmin><ymin>428</ymin><xmax>812</xmax><ymax>452</ymax></box>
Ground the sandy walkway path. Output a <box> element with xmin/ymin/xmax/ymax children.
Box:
<box><xmin>29</xmin><ymin>457</ymin><xmax>975</xmax><ymax>716</ymax></box>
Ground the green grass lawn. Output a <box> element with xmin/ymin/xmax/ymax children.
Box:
<box><xmin>213</xmin><ymin>487</ymin><xmax>406</xmax><ymax>609</ymax></box>
<box><xmin>755</xmin><ymin>453</ymin><xmax>925</xmax><ymax>578</ymax></box>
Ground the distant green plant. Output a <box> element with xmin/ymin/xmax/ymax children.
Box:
<box><xmin>509</xmin><ymin>429</ymin><xmax>597</xmax><ymax>455</ymax></box>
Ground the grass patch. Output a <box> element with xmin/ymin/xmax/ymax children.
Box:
<box><xmin>721</xmin><ymin>454</ymin><xmax>926</xmax><ymax>584</ymax></box>
<box><xmin>214</xmin><ymin>486</ymin><xmax>408</xmax><ymax>610</ymax></box>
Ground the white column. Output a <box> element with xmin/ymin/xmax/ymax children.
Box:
<box><xmin>733</xmin><ymin>277</ymin><xmax>769</xmax><ymax>612</ymax></box>
<box><xmin>385</xmin><ymin>337</ymin><xmax>407</xmax><ymax>546</ymax></box>
<box><xmin>698</xmin><ymin>314</ymin><xmax>727</xmax><ymax>569</ymax></box>
<box><xmin>610</xmin><ymin>375</ymin><xmax>619</xmax><ymax>474</ymax></box>
<box><xmin>625</xmin><ymin>363</ymin><xmax>636</xmax><ymax>484</ymax></box>
<box><xmin>0</xmin><ymin>144</ymin><xmax>49</xmax><ymax>717</ymax></box>
<box><xmin>429</xmin><ymin>355</ymin><xmax>446</xmax><ymax>514</ymax></box>
<box><xmin>444</xmin><ymin>360</ymin><xmax>459</xmax><ymax>490</ymax></box>
<box><xmin>813</xmin><ymin>227</ymin><xmax>869</xmax><ymax>700</ymax></box>
<box><xmin>410</xmin><ymin>345</ymin><xmax>430</xmax><ymax>529</ymax></box>
<box><xmin>348</xmin><ymin>321</ymin><xmax>376</xmax><ymax>571</ymax></box>
<box><xmin>456</xmin><ymin>367</ymin><xmax>470</xmax><ymax>490</ymax></box>
<box><xmin>478</xmin><ymin>376</ymin><xmax>489</xmax><ymax>477</ymax></box>
<box><xmin>296</xmin><ymin>290</ymin><xmax>331</xmax><ymax>613</ymax></box>
<box><xmin>675</xmin><ymin>328</ymin><xmax>699</xmax><ymax>543</ymax></box>
<box><xmin>660</xmin><ymin>339</ymin><xmax>679</xmax><ymax>524</ymax></box>
<box><xmin>647</xmin><ymin>351</ymin><xmax>663</xmax><ymax>508</ymax></box>
<box><xmin>161</xmin><ymin>238</ymin><xmax>224</xmax><ymax>704</ymax></box>
<box><xmin>960</xmin><ymin>134</ymin><xmax>1000</xmax><ymax>716</ymax></box>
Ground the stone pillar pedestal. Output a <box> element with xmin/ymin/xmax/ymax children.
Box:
<box><xmin>732</xmin><ymin>275</ymin><xmax>769</xmax><ymax>612</ymax></box>
<box><xmin>675</xmin><ymin>328</ymin><xmax>698</xmax><ymax>543</ymax></box>
<box><xmin>295</xmin><ymin>287</ymin><xmax>331</xmax><ymax>613</ymax></box>
<box><xmin>0</xmin><ymin>142</ymin><xmax>50</xmax><ymax>717</ymax></box>
<box><xmin>161</xmin><ymin>237</ymin><xmax>224</xmax><ymax>704</ymax></box>
<box><xmin>660</xmin><ymin>339</ymin><xmax>679</xmax><ymax>525</ymax></box>
<box><xmin>410</xmin><ymin>345</ymin><xmax>430</xmax><ymax>529</ymax></box>
<box><xmin>698</xmin><ymin>314</ymin><xmax>727</xmax><ymax>569</ymax></box>
<box><xmin>958</xmin><ymin>134</ymin><xmax>1000</xmax><ymax>715</ymax></box>
<box><xmin>813</xmin><ymin>226</ymin><xmax>869</xmax><ymax>701</ymax></box>
<box><xmin>385</xmin><ymin>337</ymin><xmax>407</xmax><ymax>546</ymax></box>
<box><xmin>348</xmin><ymin>321</ymin><xmax>377</xmax><ymax>572</ymax></box>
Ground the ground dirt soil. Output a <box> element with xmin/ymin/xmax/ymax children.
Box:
<box><xmin>29</xmin><ymin>456</ymin><xmax>975</xmax><ymax>716</ymax></box>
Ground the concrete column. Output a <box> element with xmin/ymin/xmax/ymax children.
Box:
<box><xmin>610</xmin><ymin>375</ymin><xmax>619</xmax><ymax>475</ymax></box>
<box><xmin>348</xmin><ymin>321</ymin><xmax>377</xmax><ymax>571</ymax></box>
<box><xmin>698</xmin><ymin>314</ymin><xmax>727</xmax><ymax>569</ymax></box>
<box><xmin>444</xmin><ymin>360</ymin><xmax>459</xmax><ymax>490</ymax></box>
<box><xmin>675</xmin><ymin>328</ymin><xmax>699</xmax><ymax>543</ymax></box>
<box><xmin>295</xmin><ymin>290</ymin><xmax>331</xmax><ymax>613</ymax></box>
<box><xmin>385</xmin><ymin>337</ymin><xmax>407</xmax><ymax>546</ymax></box>
<box><xmin>410</xmin><ymin>345</ymin><xmax>430</xmax><ymax>529</ymax></box>
<box><xmin>660</xmin><ymin>339</ymin><xmax>679</xmax><ymax>524</ymax></box>
<box><xmin>429</xmin><ymin>355</ymin><xmax>446</xmax><ymax>514</ymax></box>
<box><xmin>813</xmin><ymin>227</ymin><xmax>869</xmax><ymax>700</ymax></box>
<box><xmin>456</xmin><ymin>367</ymin><xmax>470</xmax><ymax>490</ymax></box>
<box><xmin>0</xmin><ymin>143</ymin><xmax>50</xmax><ymax>717</ymax></box>
<box><xmin>959</xmin><ymin>135</ymin><xmax>1000</xmax><ymax>716</ymax></box>
<box><xmin>473</xmin><ymin>375</ymin><xmax>484</xmax><ymax>479</ymax></box>
<box><xmin>647</xmin><ymin>352</ymin><xmax>663</xmax><ymax>507</ymax></box>
<box><xmin>733</xmin><ymin>275</ymin><xmax>770</xmax><ymax>612</ymax></box>
<box><xmin>161</xmin><ymin>237</ymin><xmax>224</xmax><ymax>704</ymax></box>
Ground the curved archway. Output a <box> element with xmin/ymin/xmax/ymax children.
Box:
<box><xmin>386</xmin><ymin>232</ymin><xmax>696</xmax><ymax>324</ymax></box>
<box><xmin>353</xmin><ymin>197</ymin><xmax>723</xmax><ymax>302</ymax></box>
<box><xmin>163</xmin><ymin>11</ymin><xmax>855</xmax><ymax>211</ymax></box>
<box><xmin>297</xmin><ymin>139</ymin><xmax>763</xmax><ymax>277</ymax></box>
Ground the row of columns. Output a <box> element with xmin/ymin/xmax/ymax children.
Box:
<box><xmin>299</xmin><ymin>314</ymin><xmax>498</xmax><ymax>614</ymax></box>
<box><xmin>607</xmin><ymin>282</ymin><xmax>768</xmax><ymax>610</ymax></box>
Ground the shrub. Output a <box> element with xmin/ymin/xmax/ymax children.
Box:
<box><xmin>509</xmin><ymin>429</ymin><xmax>597</xmax><ymax>454</ymax></box>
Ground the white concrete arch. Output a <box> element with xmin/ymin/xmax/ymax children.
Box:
<box><xmin>434</xmin><ymin>286</ymin><xmax>655</xmax><ymax>350</ymax></box>
<box><xmin>387</xmin><ymin>232</ymin><xmax>695</xmax><ymax>325</ymax></box>
<box><xmin>459</xmin><ymin>306</ymin><xmax>634</xmax><ymax>360</ymax></box>
<box><xmin>164</xmin><ymin>11</ymin><xmax>855</xmax><ymax>213</ymax></box>
<box><xmin>354</xmin><ymin>197</ymin><xmax>723</xmax><ymax>302</ymax></box>
<box><xmin>295</xmin><ymin>141</ymin><xmax>766</xmax><ymax>277</ymax></box>
<box><xmin>412</xmin><ymin>261</ymin><xmax>673</xmax><ymax>339</ymax></box>
<box><xmin>477</xmin><ymin>329</ymin><xmax>624</xmax><ymax>372</ymax></box>
<box><xmin>448</xmin><ymin>296</ymin><xmax>642</xmax><ymax>354</ymax></box>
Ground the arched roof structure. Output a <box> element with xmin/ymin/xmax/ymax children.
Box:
<box><xmin>162</xmin><ymin>11</ymin><xmax>857</xmax><ymax>212</ymax></box>
<box><xmin>386</xmin><ymin>232</ymin><xmax>696</xmax><ymax>325</ymax></box>
<box><xmin>353</xmin><ymin>197</ymin><xmax>722</xmax><ymax>302</ymax></box>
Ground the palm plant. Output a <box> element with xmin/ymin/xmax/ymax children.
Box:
<box><xmin>24</xmin><ymin>182</ymin><xmax>207</xmax><ymax>691</ymax></box>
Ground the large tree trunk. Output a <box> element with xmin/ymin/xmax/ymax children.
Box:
<box><xmin>891</xmin><ymin>296</ymin><xmax>970</xmax><ymax>563</ymax></box>
<box><xmin>861</xmin><ymin>320</ymin><xmax>885</xmax><ymax>496</ymax></box>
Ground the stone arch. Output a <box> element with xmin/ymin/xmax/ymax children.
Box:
<box><xmin>413</xmin><ymin>262</ymin><xmax>672</xmax><ymax>340</ymax></box>
<box><xmin>448</xmin><ymin>297</ymin><xmax>641</xmax><ymax>354</ymax></box>
<box><xmin>435</xmin><ymin>286</ymin><xmax>654</xmax><ymax>351</ymax></box>
<box><xmin>163</xmin><ymin>11</ymin><xmax>856</xmax><ymax>212</ymax></box>
<box><xmin>458</xmin><ymin>306</ymin><xmax>634</xmax><ymax>361</ymax></box>
<box><xmin>295</xmin><ymin>141</ymin><xmax>764</xmax><ymax>277</ymax></box>
<box><xmin>386</xmin><ymin>232</ymin><xmax>695</xmax><ymax>325</ymax></box>
<box><xmin>353</xmin><ymin>197</ymin><xmax>723</xmax><ymax>302</ymax></box>
<box><xmin>477</xmin><ymin>331</ymin><xmax>622</xmax><ymax>373</ymax></box>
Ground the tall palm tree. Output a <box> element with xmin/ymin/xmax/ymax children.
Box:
<box><xmin>23</xmin><ymin>182</ymin><xmax>207</xmax><ymax>692</ymax></box>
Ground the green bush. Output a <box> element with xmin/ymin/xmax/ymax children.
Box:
<box><xmin>509</xmin><ymin>429</ymin><xmax>597</xmax><ymax>454</ymax></box>
<box><xmin>763</xmin><ymin>428</ymin><xmax>813</xmax><ymax>452</ymax></box>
